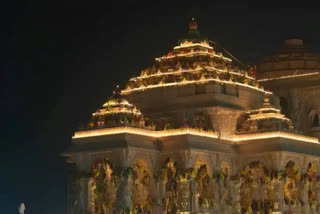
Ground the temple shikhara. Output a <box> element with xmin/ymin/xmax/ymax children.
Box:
<box><xmin>63</xmin><ymin>19</ymin><xmax>320</xmax><ymax>214</ymax></box>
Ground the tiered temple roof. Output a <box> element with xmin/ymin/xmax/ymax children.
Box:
<box><xmin>237</xmin><ymin>94</ymin><xmax>294</xmax><ymax>134</ymax></box>
<box><xmin>122</xmin><ymin>19</ymin><xmax>265</xmax><ymax>95</ymax></box>
<box><xmin>87</xmin><ymin>86</ymin><xmax>145</xmax><ymax>129</ymax></box>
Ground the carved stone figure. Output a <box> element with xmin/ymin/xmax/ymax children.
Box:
<box><xmin>91</xmin><ymin>160</ymin><xmax>117</xmax><ymax>214</ymax></box>
<box><xmin>132</xmin><ymin>161</ymin><xmax>151</xmax><ymax>212</ymax></box>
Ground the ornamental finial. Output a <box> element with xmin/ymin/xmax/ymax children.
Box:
<box><xmin>112</xmin><ymin>85</ymin><xmax>122</xmax><ymax>98</ymax></box>
<box><xmin>189</xmin><ymin>18</ymin><xmax>198</xmax><ymax>30</ymax></box>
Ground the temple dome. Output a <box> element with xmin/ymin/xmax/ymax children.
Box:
<box><xmin>87</xmin><ymin>86</ymin><xmax>145</xmax><ymax>129</ymax></box>
<box><xmin>257</xmin><ymin>38</ymin><xmax>320</xmax><ymax>80</ymax></box>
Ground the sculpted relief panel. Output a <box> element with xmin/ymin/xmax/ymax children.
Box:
<box><xmin>68</xmin><ymin>153</ymin><xmax>320</xmax><ymax>214</ymax></box>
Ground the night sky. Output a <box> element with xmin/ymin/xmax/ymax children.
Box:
<box><xmin>2</xmin><ymin>3</ymin><xmax>320</xmax><ymax>214</ymax></box>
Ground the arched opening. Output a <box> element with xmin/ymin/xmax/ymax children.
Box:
<box><xmin>279</xmin><ymin>97</ymin><xmax>289</xmax><ymax>117</ymax></box>
<box><xmin>312</xmin><ymin>114</ymin><xmax>319</xmax><ymax>127</ymax></box>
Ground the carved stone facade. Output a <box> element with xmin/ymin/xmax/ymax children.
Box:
<box><xmin>63</xmin><ymin>22</ymin><xmax>320</xmax><ymax>213</ymax></box>
<box><xmin>257</xmin><ymin>38</ymin><xmax>320</xmax><ymax>140</ymax></box>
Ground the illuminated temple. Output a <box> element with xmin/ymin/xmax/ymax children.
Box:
<box><xmin>63</xmin><ymin>19</ymin><xmax>320</xmax><ymax>214</ymax></box>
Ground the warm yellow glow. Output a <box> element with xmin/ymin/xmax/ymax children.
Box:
<box><xmin>123</xmin><ymin>76</ymin><xmax>271</xmax><ymax>95</ymax></box>
<box><xmin>174</xmin><ymin>42</ymin><xmax>213</xmax><ymax>50</ymax></box>
<box><xmin>72</xmin><ymin>127</ymin><xmax>319</xmax><ymax>144</ymax></box>
<box><xmin>72</xmin><ymin>127</ymin><xmax>218</xmax><ymax>139</ymax></box>
<box><xmin>130</xmin><ymin>66</ymin><xmax>203</xmax><ymax>81</ymax></box>
<box><xmin>258</xmin><ymin>72</ymin><xmax>319</xmax><ymax>82</ymax></box>
<box><xmin>233</xmin><ymin>131</ymin><xmax>319</xmax><ymax>144</ymax></box>
<box><xmin>250</xmin><ymin>107</ymin><xmax>280</xmax><ymax>113</ymax></box>
<box><xmin>248</xmin><ymin>112</ymin><xmax>290</xmax><ymax>121</ymax></box>
<box><xmin>155</xmin><ymin>50</ymin><xmax>232</xmax><ymax>62</ymax></box>
<box><xmin>92</xmin><ymin>109</ymin><xmax>141</xmax><ymax>116</ymax></box>
<box><xmin>102</xmin><ymin>100</ymin><xmax>131</xmax><ymax>107</ymax></box>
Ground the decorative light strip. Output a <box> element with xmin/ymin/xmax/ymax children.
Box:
<box><xmin>92</xmin><ymin>110</ymin><xmax>141</xmax><ymax>116</ymax></box>
<box><xmin>248</xmin><ymin>113</ymin><xmax>290</xmax><ymax>121</ymax></box>
<box><xmin>123</xmin><ymin>77</ymin><xmax>271</xmax><ymax>95</ymax></box>
<box><xmin>206</xmin><ymin>67</ymin><xmax>255</xmax><ymax>80</ymax></box>
<box><xmin>258</xmin><ymin>72</ymin><xmax>319</xmax><ymax>82</ymax></box>
<box><xmin>102</xmin><ymin>101</ymin><xmax>132</xmax><ymax>107</ymax></box>
<box><xmin>72</xmin><ymin>127</ymin><xmax>218</xmax><ymax>139</ymax></box>
<box><xmin>173</xmin><ymin>43</ymin><xmax>213</xmax><ymax>50</ymax></box>
<box><xmin>233</xmin><ymin>131</ymin><xmax>318</xmax><ymax>144</ymax></box>
<box><xmin>130</xmin><ymin>67</ymin><xmax>203</xmax><ymax>81</ymax></box>
<box><xmin>130</xmin><ymin>66</ymin><xmax>255</xmax><ymax>82</ymax></box>
<box><xmin>249</xmin><ymin>107</ymin><xmax>281</xmax><ymax>113</ymax></box>
<box><xmin>155</xmin><ymin>51</ymin><xmax>232</xmax><ymax>62</ymax></box>
<box><xmin>72</xmin><ymin>127</ymin><xmax>319</xmax><ymax>145</ymax></box>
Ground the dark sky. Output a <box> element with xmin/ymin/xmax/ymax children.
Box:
<box><xmin>2</xmin><ymin>2</ymin><xmax>320</xmax><ymax>213</ymax></box>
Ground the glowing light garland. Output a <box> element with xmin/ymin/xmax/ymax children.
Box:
<box><xmin>92</xmin><ymin>109</ymin><xmax>141</xmax><ymax>116</ymax></box>
<box><xmin>233</xmin><ymin>131</ymin><xmax>318</xmax><ymax>144</ymax></box>
<box><xmin>249</xmin><ymin>107</ymin><xmax>281</xmax><ymax>113</ymax></box>
<box><xmin>130</xmin><ymin>65</ymin><xmax>254</xmax><ymax>82</ymax></box>
<box><xmin>72</xmin><ymin>127</ymin><xmax>319</xmax><ymax>144</ymax></box>
<box><xmin>173</xmin><ymin>42</ymin><xmax>213</xmax><ymax>50</ymax></box>
<box><xmin>72</xmin><ymin>127</ymin><xmax>218</xmax><ymax>139</ymax></box>
<box><xmin>248</xmin><ymin>112</ymin><xmax>291</xmax><ymax>122</ymax></box>
<box><xmin>102</xmin><ymin>100</ymin><xmax>132</xmax><ymax>107</ymax></box>
<box><xmin>130</xmin><ymin>66</ymin><xmax>203</xmax><ymax>81</ymax></box>
<box><xmin>155</xmin><ymin>50</ymin><xmax>232</xmax><ymax>62</ymax></box>
<box><xmin>258</xmin><ymin>72</ymin><xmax>319</xmax><ymax>82</ymax></box>
<box><xmin>122</xmin><ymin>76</ymin><xmax>271</xmax><ymax>95</ymax></box>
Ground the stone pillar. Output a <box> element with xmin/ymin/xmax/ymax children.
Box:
<box><xmin>190</xmin><ymin>179</ymin><xmax>200</xmax><ymax>213</ymax></box>
<box><xmin>151</xmin><ymin>178</ymin><xmax>164</xmax><ymax>214</ymax></box>
<box><xmin>177</xmin><ymin>179</ymin><xmax>191</xmax><ymax>212</ymax></box>
<box><xmin>87</xmin><ymin>178</ymin><xmax>95</xmax><ymax>214</ymax></box>
<box><xmin>115</xmin><ymin>168</ymin><xmax>133</xmax><ymax>213</ymax></box>
<box><xmin>271</xmin><ymin>179</ymin><xmax>284</xmax><ymax>213</ymax></box>
<box><xmin>79</xmin><ymin>176</ymin><xmax>90</xmax><ymax>214</ymax></box>
<box><xmin>208</xmin><ymin>107</ymin><xmax>242</xmax><ymax>139</ymax></box>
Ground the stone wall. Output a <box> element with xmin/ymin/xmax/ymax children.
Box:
<box><xmin>67</xmin><ymin>149</ymin><xmax>320</xmax><ymax>214</ymax></box>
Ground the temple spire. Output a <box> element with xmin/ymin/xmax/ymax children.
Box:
<box><xmin>112</xmin><ymin>85</ymin><xmax>122</xmax><ymax>98</ymax></box>
<box><xmin>189</xmin><ymin>17</ymin><xmax>198</xmax><ymax>30</ymax></box>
